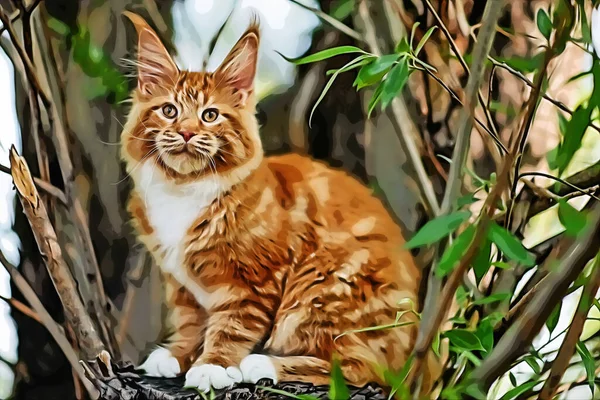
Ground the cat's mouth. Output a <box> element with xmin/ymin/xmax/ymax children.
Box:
<box><xmin>156</xmin><ymin>142</ymin><xmax>213</xmax><ymax>175</ymax></box>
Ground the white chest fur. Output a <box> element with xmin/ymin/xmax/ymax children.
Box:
<box><xmin>133</xmin><ymin>162</ymin><xmax>223</xmax><ymax>309</ymax></box>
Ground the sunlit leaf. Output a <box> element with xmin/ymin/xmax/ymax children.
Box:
<box><xmin>488</xmin><ymin>223</ymin><xmax>535</xmax><ymax>266</ymax></box>
<box><xmin>499</xmin><ymin>381</ymin><xmax>539</xmax><ymax>400</ymax></box>
<box><xmin>444</xmin><ymin>329</ymin><xmax>485</xmax><ymax>352</ymax></box>
<box><xmin>437</xmin><ymin>225</ymin><xmax>477</xmax><ymax>277</ymax></box>
<box><xmin>405</xmin><ymin>210</ymin><xmax>471</xmax><ymax>249</ymax></box>
<box><xmin>329</xmin><ymin>358</ymin><xmax>350</xmax><ymax>400</ymax></box>
<box><xmin>330</xmin><ymin>0</ymin><xmax>355</xmax><ymax>20</ymax></box>
<box><xmin>415</xmin><ymin>26</ymin><xmax>437</xmax><ymax>56</ymax></box>
<box><xmin>281</xmin><ymin>46</ymin><xmax>367</xmax><ymax>65</ymax></box>
<box><xmin>309</xmin><ymin>55</ymin><xmax>373</xmax><ymax>125</ymax></box>
<box><xmin>354</xmin><ymin>54</ymin><xmax>398</xmax><ymax>89</ymax></box>
<box><xmin>558</xmin><ymin>200</ymin><xmax>587</xmax><ymax>236</ymax></box>
<box><xmin>576</xmin><ymin>341</ymin><xmax>595</xmax><ymax>396</ymax></box>
<box><xmin>536</xmin><ymin>8</ymin><xmax>552</xmax><ymax>40</ymax></box>
<box><xmin>471</xmin><ymin>293</ymin><xmax>510</xmax><ymax>306</ymax></box>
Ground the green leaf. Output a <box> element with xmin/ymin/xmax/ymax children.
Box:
<box><xmin>395</xmin><ymin>38</ymin><xmax>410</xmax><ymax>54</ymax></box>
<box><xmin>415</xmin><ymin>26</ymin><xmax>437</xmax><ymax>56</ymax></box>
<box><xmin>432</xmin><ymin>331</ymin><xmax>441</xmax><ymax>357</ymax></box>
<box><xmin>509</xmin><ymin>372</ymin><xmax>517</xmax><ymax>387</ymax></box>
<box><xmin>380</xmin><ymin>57</ymin><xmax>410</xmax><ymax>109</ymax></box>
<box><xmin>475</xmin><ymin>319</ymin><xmax>494</xmax><ymax>353</ymax></box>
<box><xmin>258</xmin><ymin>386</ymin><xmax>319</xmax><ymax>400</ymax></box>
<box><xmin>282</xmin><ymin>46</ymin><xmax>367</xmax><ymax>65</ymax></box>
<box><xmin>48</xmin><ymin>17</ymin><xmax>70</xmax><ymax>36</ymax></box>
<box><xmin>367</xmin><ymin>83</ymin><xmax>384</xmax><ymax>118</ymax></box>
<box><xmin>471</xmin><ymin>293</ymin><xmax>511</xmax><ymax>306</ymax></box>
<box><xmin>536</xmin><ymin>8</ymin><xmax>552</xmax><ymax>40</ymax></box>
<box><xmin>405</xmin><ymin>210</ymin><xmax>471</xmax><ymax>249</ymax></box>
<box><xmin>524</xmin><ymin>355</ymin><xmax>541</xmax><ymax>375</ymax></box>
<box><xmin>437</xmin><ymin>225</ymin><xmax>477</xmax><ymax>278</ymax></box>
<box><xmin>546</xmin><ymin>301</ymin><xmax>561</xmax><ymax>333</ymax></box>
<box><xmin>309</xmin><ymin>55</ymin><xmax>373</xmax><ymax>126</ymax></box>
<box><xmin>457</xmin><ymin>192</ymin><xmax>478</xmax><ymax>208</ymax></box>
<box><xmin>384</xmin><ymin>354</ymin><xmax>413</xmax><ymax>400</ymax></box>
<box><xmin>329</xmin><ymin>358</ymin><xmax>350</xmax><ymax>400</ymax></box>
<box><xmin>499</xmin><ymin>381</ymin><xmax>539</xmax><ymax>400</ymax></box>
<box><xmin>473</xmin><ymin>238</ymin><xmax>492</xmax><ymax>284</ymax></box>
<box><xmin>576</xmin><ymin>341</ymin><xmax>595</xmax><ymax>396</ymax></box>
<box><xmin>444</xmin><ymin>329</ymin><xmax>485</xmax><ymax>352</ymax></box>
<box><xmin>330</xmin><ymin>0</ymin><xmax>355</xmax><ymax>21</ymax></box>
<box><xmin>354</xmin><ymin>54</ymin><xmax>398</xmax><ymax>89</ymax></box>
<box><xmin>555</xmin><ymin>105</ymin><xmax>592</xmax><ymax>173</ymax></box>
<box><xmin>491</xmin><ymin>261</ymin><xmax>513</xmax><ymax>270</ymax></box>
<box><xmin>558</xmin><ymin>200</ymin><xmax>587</xmax><ymax>236</ymax></box>
<box><xmin>488</xmin><ymin>223</ymin><xmax>535</xmax><ymax>266</ymax></box>
<box><xmin>546</xmin><ymin>146</ymin><xmax>558</xmax><ymax>170</ymax></box>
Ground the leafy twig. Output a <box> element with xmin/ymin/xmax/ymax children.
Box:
<box><xmin>357</xmin><ymin>0</ymin><xmax>440</xmax><ymax>216</ymax></box>
<box><xmin>470</xmin><ymin>205</ymin><xmax>600</xmax><ymax>389</ymax></box>
<box><xmin>289</xmin><ymin>0</ymin><xmax>364</xmax><ymax>43</ymax></box>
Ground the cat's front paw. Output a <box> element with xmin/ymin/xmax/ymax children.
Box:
<box><xmin>240</xmin><ymin>354</ymin><xmax>278</xmax><ymax>384</ymax></box>
<box><xmin>184</xmin><ymin>364</ymin><xmax>242</xmax><ymax>392</ymax></box>
<box><xmin>139</xmin><ymin>347</ymin><xmax>181</xmax><ymax>378</ymax></box>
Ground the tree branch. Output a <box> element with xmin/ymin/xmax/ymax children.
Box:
<box><xmin>0</xmin><ymin>251</ymin><xmax>97</xmax><ymax>398</ymax></box>
<box><xmin>0</xmin><ymin>163</ymin><xmax>67</xmax><ymax>204</ymax></box>
<box><xmin>538</xmin><ymin>252</ymin><xmax>600</xmax><ymax>399</ymax></box>
<box><xmin>9</xmin><ymin>146</ymin><xmax>105</xmax><ymax>360</ymax></box>
<box><xmin>470</xmin><ymin>204</ymin><xmax>600</xmax><ymax>389</ymax></box>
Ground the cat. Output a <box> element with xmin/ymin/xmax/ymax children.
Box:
<box><xmin>121</xmin><ymin>11</ymin><xmax>437</xmax><ymax>394</ymax></box>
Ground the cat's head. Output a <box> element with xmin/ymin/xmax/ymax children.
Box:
<box><xmin>121</xmin><ymin>12</ymin><xmax>263</xmax><ymax>185</ymax></box>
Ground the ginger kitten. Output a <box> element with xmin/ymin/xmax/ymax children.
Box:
<box><xmin>122</xmin><ymin>12</ymin><xmax>435</xmax><ymax>394</ymax></box>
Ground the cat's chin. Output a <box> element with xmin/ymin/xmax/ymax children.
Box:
<box><xmin>159</xmin><ymin>151</ymin><xmax>209</xmax><ymax>175</ymax></box>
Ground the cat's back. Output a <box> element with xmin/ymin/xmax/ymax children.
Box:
<box><xmin>263</xmin><ymin>153</ymin><xmax>406</xmax><ymax>246</ymax></box>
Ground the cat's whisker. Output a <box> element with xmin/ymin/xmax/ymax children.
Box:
<box><xmin>112</xmin><ymin>147</ymin><xmax>159</xmax><ymax>185</ymax></box>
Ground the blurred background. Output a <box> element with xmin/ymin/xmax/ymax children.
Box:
<box><xmin>0</xmin><ymin>0</ymin><xmax>598</xmax><ymax>399</ymax></box>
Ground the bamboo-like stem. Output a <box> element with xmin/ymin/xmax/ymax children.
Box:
<box><xmin>410</xmin><ymin>1</ymin><xmax>506</xmax><ymax>391</ymax></box>
<box><xmin>9</xmin><ymin>146</ymin><xmax>105</xmax><ymax>360</ymax></box>
<box><xmin>357</xmin><ymin>0</ymin><xmax>440</xmax><ymax>217</ymax></box>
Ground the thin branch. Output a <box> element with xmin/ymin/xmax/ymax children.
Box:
<box><xmin>0</xmin><ymin>163</ymin><xmax>67</xmax><ymax>204</ymax></box>
<box><xmin>0</xmin><ymin>294</ymin><xmax>42</xmax><ymax>323</ymax></box>
<box><xmin>519</xmin><ymin>171</ymin><xmax>600</xmax><ymax>202</ymax></box>
<box><xmin>9</xmin><ymin>146</ymin><xmax>106</xmax><ymax>360</ymax></box>
<box><xmin>357</xmin><ymin>0</ymin><xmax>440</xmax><ymax>216</ymax></box>
<box><xmin>0</xmin><ymin>4</ymin><xmax>51</xmax><ymax>107</ymax></box>
<box><xmin>0</xmin><ymin>252</ymin><xmax>98</xmax><ymax>398</ymax></box>
<box><xmin>423</xmin><ymin>0</ymin><xmax>505</xmax><ymax>155</ymax></box>
<box><xmin>410</xmin><ymin>1</ymin><xmax>507</xmax><ymax>390</ymax></box>
<box><xmin>538</xmin><ymin>252</ymin><xmax>600</xmax><ymax>399</ymax></box>
<box><xmin>489</xmin><ymin>57</ymin><xmax>600</xmax><ymax>135</ymax></box>
<box><xmin>289</xmin><ymin>0</ymin><xmax>365</xmax><ymax>43</ymax></box>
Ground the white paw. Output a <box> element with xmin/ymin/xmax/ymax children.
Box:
<box><xmin>139</xmin><ymin>347</ymin><xmax>181</xmax><ymax>378</ymax></box>
<box><xmin>240</xmin><ymin>354</ymin><xmax>278</xmax><ymax>384</ymax></box>
<box><xmin>184</xmin><ymin>364</ymin><xmax>242</xmax><ymax>392</ymax></box>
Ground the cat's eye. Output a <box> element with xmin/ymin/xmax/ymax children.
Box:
<box><xmin>162</xmin><ymin>104</ymin><xmax>178</xmax><ymax>118</ymax></box>
<box><xmin>202</xmin><ymin>108</ymin><xmax>219</xmax><ymax>123</ymax></box>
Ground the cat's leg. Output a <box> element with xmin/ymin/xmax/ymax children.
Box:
<box><xmin>184</xmin><ymin>298</ymin><xmax>271</xmax><ymax>392</ymax></box>
<box><xmin>140</xmin><ymin>277</ymin><xmax>206</xmax><ymax>377</ymax></box>
<box><xmin>239</xmin><ymin>354</ymin><xmax>373</xmax><ymax>386</ymax></box>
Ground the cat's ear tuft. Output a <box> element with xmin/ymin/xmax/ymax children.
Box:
<box><xmin>123</xmin><ymin>11</ymin><xmax>178</xmax><ymax>95</ymax></box>
<box><xmin>215</xmin><ymin>21</ymin><xmax>260</xmax><ymax>97</ymax></box>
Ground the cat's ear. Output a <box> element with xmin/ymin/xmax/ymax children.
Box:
<box><xmin>123</xmin><ymin>11</ymin><xmax>178</xmax><ymax>95</ymax></box>
<box><xmin>215</xmin><ymin>23</ymin><xmax>260</xmax><ymax>99</ymax></box>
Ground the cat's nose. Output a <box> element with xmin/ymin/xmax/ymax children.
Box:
<box><xmin>178</xmin><ymin>131</ymin><xmax>195</xmax><ymax>142</ymax></box>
